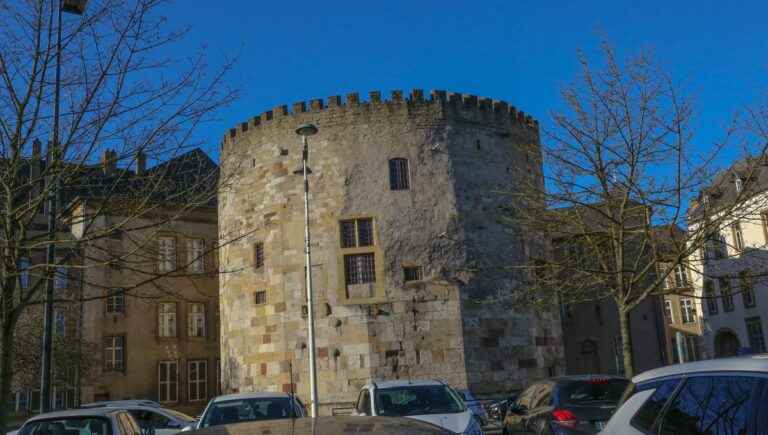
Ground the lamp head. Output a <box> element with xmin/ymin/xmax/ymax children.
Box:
<box><xmin>295</xmin><ymin>124</ymin><xmax>318</xmax><ymax>137</ymax></box>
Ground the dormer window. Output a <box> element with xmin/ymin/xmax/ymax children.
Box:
<box><xmin>735</xmin><ymin>178</ymin><xmax>743</xmax><ymax>194</ymax></box>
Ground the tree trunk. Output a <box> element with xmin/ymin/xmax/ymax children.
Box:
<box><xmin>618</xmin><ymin>308</ymin><xmax>635</xmax><ymax>378</ymax></box>
<box><xmin>0</xmin><ymin>323</ymin><xmax>15</xmax><ymax>435</ymax></box>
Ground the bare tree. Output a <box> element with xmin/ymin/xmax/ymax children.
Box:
<box><xmin>506</xmin><ymin>42</ymin><xmax>768</xmax><ymax>377</ymax></box>
<box><xmin>0</xmin><ymin>0</ymin><xmax>236</xmax><ymax>428</ymax></box>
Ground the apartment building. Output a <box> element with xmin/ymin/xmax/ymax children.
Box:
<box><xmin>687</xmin><ymin>157</ymin><xmax>768</xmax><ymax>360</ymax></box>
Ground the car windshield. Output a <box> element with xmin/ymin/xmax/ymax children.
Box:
<box><xmin>200</xmin><ymin>398</ymin><xmax>294</xmax><ymax>427</ymax></box>
<box><xmin>375</xmin><ymin>385</ymin><xmax>465</xmax><ymax>416</ymax></box>
<box><xmin>559</xmin><ymin>379</ymin><xmax>629</xmax><ymax>406</ymax></box>
<box><xmin>20</xmin><ymin>417</ymin><xmax>112</xmax><ymax>435</ymax></box>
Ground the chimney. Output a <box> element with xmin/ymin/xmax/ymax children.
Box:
<box><xmin>102</xmin><ymin>149</ymin><xmax>117</xmax><ymax>173</ymax></box>
<box><xmin>32</xmin><ymin>139</ymin><xmax>42</xmax><ymax>159</ymax></box>
<box><xmin>136</xmin><ymin>151</ymin><xmax>146</xmax><ymax>175</ymax></box>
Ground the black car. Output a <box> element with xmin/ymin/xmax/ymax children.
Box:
<box><xmin>502</xmin><ymin>375</ymin><xmax>628</xmax><ymax>435</ymax></box>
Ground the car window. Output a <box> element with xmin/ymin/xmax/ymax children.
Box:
<box><xmin>356</xmin><ymin>390</ymin><xmax>372</xmax><ymax>416</ymax></box>
<box><xmin>558</xmin><ymin>379</ymin><xmax>629</xmax><ymax>406</ymax></box>
<box><xmin>374</xmin><ymin>385</ymin><xmax>464</xmax><ymax>417</ymax></box>
<box><xmin>630</xmin><ymin>379</ymin><xmax>680</xmax><ymax>432</ymax></box>
<box><xmin>129</xmin><ymin>411</ymin><xmax>171</xmax><ymax>429</ymax></box>
<box><xmin>21</xmin><ymin>417</ymin><xmax>113</xmax><ymax>435</ymax></box>
<box><xmin>199</xmin><ymin>398</ymin><xmax>293</xmax><ymax>427</ymax></box>
<box><xmin>660</xmin><ymin>376</ymin><xmax>765</xmax><ymax>435</ymax></box>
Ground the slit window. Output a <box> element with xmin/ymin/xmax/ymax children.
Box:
<box><xmin>389</xmin><ymin>158</ymin><xmax>410</xmax><ymax>191</ymax></box>
<box><xmin>254</xmin><ymin>242</ymin><xmax>265</xmax><ymax>269</ymax></box>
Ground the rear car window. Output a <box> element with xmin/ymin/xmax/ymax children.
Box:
<box><xmin>630</xmin><ymin>379</ymin><xmax>680</xmax><ymax>432</ymax></box>
<box><xmin>21</xmin><ymin>417</ymin><xmax>113</xmax><ymax>435</ymax></box>
<box><xmin>200</xmin><ymin>398</ymin><xmax>294</xmax><ymax>427</ymax></box>
<box><xmin>660</xmin><ymin>376</ymin><xmax>766</xmax><ymax>435</ymax></box>
<box><xmin>559</xmin><ymin>378</ymin><xmax>629</xmax><ymax>406</ymax></box>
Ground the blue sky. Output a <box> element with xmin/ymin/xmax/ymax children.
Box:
<box><xmin>165</xmin><ymin>0</ymin><xmax>768</xmax><ymax>166</ymax></box>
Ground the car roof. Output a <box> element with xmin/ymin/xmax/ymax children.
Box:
<box><xmin>633</xmin><ymin>354</ymin><xmax>768</xmax><ymax>384</ymax></box>
<box><xmin>26</xmin><ymin>408</ymin><xmax>121</xmax><ymax>422</ymax></box>
<box><xmin>81</xmin><ymin>400</ymin><xmax>161</xmax><ymax>408</ymax></box>
<box><xmin>210</xmin><ymin>392</ymin><xmax>292</xmax><ymax>403</ymax></box>
<box><xmin>366</xmin><ymin>379</ymin><xmax>445</xmax><ymax>389</ymax></box>
<box><xmin>549</xmin><ymin>375</ymin><xmax>628</xmax><ymax>383</ymax></box>
<box><xmin>188</xmin><ymin>416</ymin><xmax>448</xmax><ymax>435</ymax></box>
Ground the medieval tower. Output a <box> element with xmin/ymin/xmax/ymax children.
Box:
<box><xmin>217</xmin><ymin>89</ymin><xmax>563</xmax><ymax>413</ymax></box>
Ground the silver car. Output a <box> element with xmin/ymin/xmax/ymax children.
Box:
<box><xmin>193</xmin><ymin>392</ymin><xmax>307</xmax><ymax>429</ymax></box>
<box><xmin>17</xmin><ymin>408</ymin><xmax>142</xmax><ymax>435</ymax></box>
<box><xmin>601</xmin><ymin>354</ymin><xmax>768</xmax><ymax>434</ymax></box>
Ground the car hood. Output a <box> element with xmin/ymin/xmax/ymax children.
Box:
<box><xmin>406</xmin><ymin>411</ymin><xmax>472</xmax><ymax>433</ymax></box>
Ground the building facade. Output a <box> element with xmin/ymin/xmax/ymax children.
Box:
<box><xmin>688</xmin><ymin>160</ymin><xmax>768</xmax><ymax>360</ymax></box>
<box><xmin>218</xmin><ymin>89</ymin><xmax>564</xmax><ymax>413</ymax></box>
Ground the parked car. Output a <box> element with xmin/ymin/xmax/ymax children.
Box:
<box><xmin>487</xmin><ymin>393</ymin><xmax>519</xmax><ymax>423</ymax></box>
<box><xmin>352</xmin><ymin>379</ymin><xmax>482</xmax><ymax>435</ymax></box>
<box><xmin>81</xmin><ymin>400</ymin><xmax>163</xmax><ymax>409</ymax></box>
<box><xmin>193</xmin><ymin>392</ymin><xmax>306</xmax><ymax>429</ymax></box>
<box><xmin>601</xmin><ymin>354</ymin><xmax>768</xmax><ymax>434</ymax></box>
<box><xmin>184</xmin><ymin>416</ymin><xmax>450</xmax><ymax>435</ymax></box>
<box><xmin>16</xmin><ymin>408</ymin><xmax>143</xmax><ymax>435</ymax></box>
<box><xmin>502</xmin><ymin>375</ymin><xmax>628</xmax><ymax>435</ymax></box>
<box><xmin>456</xmin><ymin>389</ymin><xmax>489</xmax><ymax>426</ymax></box>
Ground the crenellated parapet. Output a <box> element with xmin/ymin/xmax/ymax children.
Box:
<box><xmin>221</xmin><ymin>89</ymin><xmax>539</xmax><ymax>149</ymax></box>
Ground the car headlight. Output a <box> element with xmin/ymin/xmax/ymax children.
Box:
<box><xmin>462</xmin><ymin>416</ymin><xmax>483</xmax><ymax>435</ymax></box>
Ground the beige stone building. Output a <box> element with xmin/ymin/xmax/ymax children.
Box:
<box><xmin>218</xmin><ymin>89</ymin><xmax>564</xmax><ymax>413</ymax></box>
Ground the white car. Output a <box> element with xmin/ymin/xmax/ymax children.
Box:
<box><xmin>193</xmin><ymin>392</ymin><xmax>307</xmax><ymax>429</ymax></box>
<box><xmin>15</xmin><ymin>408</ymin><xmax>142</xmax><ymax>435</ymax></box>
<box><xmin>353</xmin><ymin>380</ymin><xmax>482</xmax><ymax>435</ymax></box>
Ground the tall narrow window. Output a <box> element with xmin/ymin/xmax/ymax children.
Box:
<box><xmin>719</xmin><ymin>277</ymin><xmax>734</xmax><ymax>312</ymax></box>
<box><xmin>735</xmin><ymin>177</ymin><xmax>744</xmax><ymax>193</ymax></box>
<box><xmin>106</xmin><ymin>288</ymin><xmax>125</xmax><ymax>314</ymax></box>
<box><xmin>188</xmin><ymin>303</ymin><xmax>206</xmax><ymax>337</ymax></box>
<box><xmin>740</xmin><ymin>271</ymin><xmax>756</xmax><ymax>308</ymax></box>
<box><xmin>20</xmin><ymin>257</ymin><xmax>30</xmax><ymax>289</ymax></box>
<box><xmin>54</xmin><ymin>265</ymin><xmax>68</xmax><ymax>289</ymax></box>
<box><xmin>188</xmin><ymin>360</ymin><xmax>208</xmax><ymax>401</ymax></box>
<box><xmin>680</xmin><ymin>298</ymin><xmax>696</xmax><ymax>324</ymax></box>
<box><xmin>663</xmin><ymin>300</ymin><xmax>675</xmax><ymax>325</ymax></box>
<box><xmin>746</xmin><ymin>317</ymin><xmax>766</xmax><ymax>353</ymax></box>
<box><xmin>158</xmin><ymin>361</ymin><xmax>178</xmax><ymax>402</ymax></box>
<box><xmin>54</xmin><ymin>309</ymin><xmax>66</xmax><ymax>337</ymax></box>
<box><xmin>732</xmin><ymin>221</ymin><xmax>745</xmax><ymax>252</ymax></box>
<box><xmin>159</xmin><ymin>303</ymin><xmax>177</xmax><ymax>337</ymax></box>
<box><xmin>254</xmin><ymin>242</ymin><xmax>264</xmax><ymax>270</ymax></box>
<box><xmin>388</xmin><ymin>158</ymin><xmax>410</xmax><ymax>190</ymax></box>
<box><xmin>704</xmin><ymin>280</ymin><xmax>718</xmax><ymax>315</ymax></box>
<box><xmin>158</xmin><ymin>237</ymin><xmax>176</xmax><ymax>272</ymax></box>
<box><xmin>104</xmin><ymin>335</ymin><xmax>125</xmax><ymax>371</ymax></box>
<box><xmin>187</xmin><ymin>239</ymin><xmax>205</xmax><ymax>273</ymax></box>
<box><xmin>673</xmin><ymin>264</ymin><xmax>688</xmax><ymax>288</ymax></box>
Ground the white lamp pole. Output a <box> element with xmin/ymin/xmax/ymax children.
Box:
<box><xmin>295</xmin><ymin>123</ymin><xmax>319</xmax><ymax>417</ymax></box>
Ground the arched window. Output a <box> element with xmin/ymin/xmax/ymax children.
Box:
<box><xmin>388</xmin><ymin>158</ymin><xmax>410</xmax><ymax>191</ymax></box>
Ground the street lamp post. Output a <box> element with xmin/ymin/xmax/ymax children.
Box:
<box><xmin>41</xmin><ymin>0</ymin><xmax>87</xmax><ymax>413</ymax></box>
<box><xmin>295</xmin><ymin>123</ymin><xmax>319</xmax><ymax>417</ymax></box>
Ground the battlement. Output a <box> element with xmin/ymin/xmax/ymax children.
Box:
<box><xmin>221</xmin><ymin>89</ymin><xmax>539</xmax><ymax>148</ymax></box>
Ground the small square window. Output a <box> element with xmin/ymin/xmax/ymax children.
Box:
<box><xmin>403</xmin><ymin>266</ymin><xmax>423</xmax><ymax>282</ymax></box>
<box><xmin>254</xmin><ymin>291</ymin><xmax>267</xmax><ymax>305</ymax></box>
<box><xmin>254</xmin><ymin>242</ymin><xmax>265</xmax><ymax>269</ymax></box>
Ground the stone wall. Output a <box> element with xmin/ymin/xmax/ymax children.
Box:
<box><xmin>218</xmin><ymin>89</ymin><xmax>564</xmax><ymax>412</ymax></box>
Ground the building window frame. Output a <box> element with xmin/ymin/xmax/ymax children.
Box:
<box><xmin>158</xmin><ymin>236</ymin><xmax>177</xmax><ymax>273</ymax></box>
<box><xmin>158</xmin><ymin>360</ymin><xmax>178</xmax><ymax>403</ymax></box>
<box><xmin>106</xmin><ymin>288</ymin><xmax>125</xmax><ymax>314</ymax></box>
<box><xmin>403</xmin><ymin>266</ymin><xmax>423</xmax><ymax>282</ymax></box>
<box><xmin>673</xmin><ymin>264</ymin><xmax>689</xmax><ymax>288</ymax></box>
<box><xmin>54</xmin><ymin>309</ymin><xmax>66</xmax><ymax>338</ymax></box>
<box><xmin>746</xmin><ymin>317</ymin><xmax>766</xmax><ymax>353</ymax></box>
<box><xmin>704</xmin><ymin>280</ymin><xmax>718</xmax><ymax>315</ymax></box>
<box><xmin>344</xmin><ymin>253</ymin><xmax>376</xmax><ymax>298</ymax></box>
<box><xmin>339</xmin><ymin>217</ymin><xmax>379</xmax><ymax>301</ymax></box>
<box><xmin>740</xmin><ymin>271</ymin><xmax>756</xmax><ymax>309</ymax></box>
<box><xmin>54</xmin><ymin>264</ymin><xmax>68</xmax><ymax>289</ymax></box>
<box><xmin>719</xmin><ymin>277</ymin><xmax>735</xmax><ymax>312</ymax></box>
<box><xmin>188</xmin><ymin>303</ymin><xmax>206</xmax><ymax>338</ymax></box>
<box><xmin>680</xmin><ymin>297</ymin><xmax>696</xmax><ymax>324</ymax></box>
<box><xmin>254</xmin><ymin>241</ymin><xmax>265</xmax><ymax>270</ymax></box>
<box><xmin>19</xmin><ymin>257</ymin><xmax>30</xmax><ymax>289</ymax></box>
<box><xmin>188</xmin><ymin>360</ymin><xmax>208</xmax><ymax>402</ymax></box>
<box><xmin>663</xmin><ymin>300</ymin><xmax>674</xmax><ymax>325</ymax></box>
<box><xmin>388</xmin><ymin>158</ymin><xmax>410</xmax><ymax>191</ymax></box>
<box><xmin>254</xmin><ymin>290</ymin><xmax>267</xmax><ymax>305</ymax></box>
<box><xmin>187</xmin><ymin>238</ymin><xmax>205</xmax><ymax>273</ymax></box>
<box><xmin>104</xmin><ymin>335</ymin><xmax>125</xmax><ymax>372</ymax></box>
<box><xmin>732</xmin><ymin>221</ymin><xmax>745</xmax><ymax>253</ymax></box>
<box><xmin>158</xmin><ymin>302</ymin><xmax>177</xmax><ymax>338</ymax></box>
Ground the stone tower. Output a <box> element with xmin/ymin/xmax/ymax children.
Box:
<box><xmin>218</xmin><ymin>89</ymin><xmax>563</xmax><ymax>413</ymax></box>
